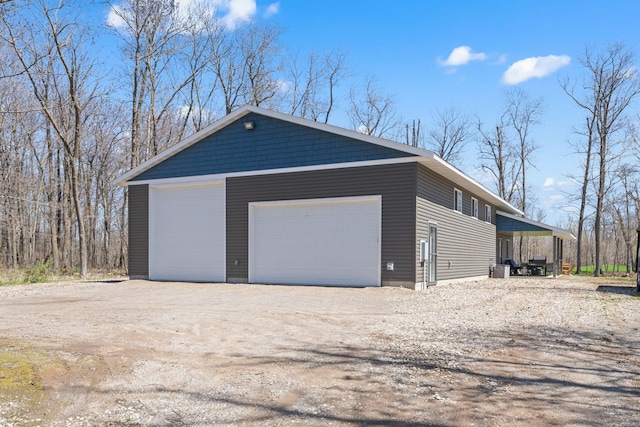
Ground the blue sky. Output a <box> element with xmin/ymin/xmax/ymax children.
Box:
<box><xmin>101</xmin><ymin>0</ymin><xmax>640</xmax><ymax>227</ymax></box>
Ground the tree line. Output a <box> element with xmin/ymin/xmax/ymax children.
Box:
<box><xmin>0</xmin><ymin>0</ymin><xmax>638</xmax><ymax>277</ymax></box>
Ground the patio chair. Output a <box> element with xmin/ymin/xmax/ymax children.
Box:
<box><xmin>505</xmin><ymin>258</ymin><xmax>522</xmax><ymax>276</ymax></box>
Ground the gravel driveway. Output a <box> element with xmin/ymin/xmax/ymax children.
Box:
<box><xmin>1</xmin><ymin>277</ymin><xmax>639</xmax><ymax>426</ymax></box>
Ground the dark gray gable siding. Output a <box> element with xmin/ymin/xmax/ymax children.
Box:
<box><xmin>416</xmin><ymin>164</ymin><xmax>495</xmax><ymax>282</ymax></box>
<box><xmin>130</xmin><ymin>112</ymin><xmax>415</xmax><ymax>182</ymax></box>
<box><xmin>226</xmin><ymin>163</ymin><xmax>417</xmax><ymax>287</ymax></box>
<box><xmin>128</xmin><ymin>184</ymin><xmax>149</xmax><ymax>278</ymax></box>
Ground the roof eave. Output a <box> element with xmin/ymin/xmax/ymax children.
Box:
<box><xmin>419</xmin><ymin>155</ymin><xmax>524</xmax><ymax>216</ymax></box>
<box><xmin>496</xmin><ymin>210</ymin><xmax>576</xmax><ymax>240</ymax></box>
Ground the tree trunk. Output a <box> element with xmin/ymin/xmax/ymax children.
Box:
<box><xmin>576</xmin><ymin>116</ymin><xmax>595</xmax><ymax>274</ymax></box>
<box><xmin>67</xmin><ymin>159</ymin><xmax>87</xmax><ymax>277</ymax></box>
<box><xmin>593</xmin><ymin>131</ymin><xmax>607</xmax><ymax>277</ymax></box>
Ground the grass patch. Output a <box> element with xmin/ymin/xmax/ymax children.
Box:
<box><xmin>0</xmin><ymin>260</ymin><xmax>57</xmax><ymax>286</ymax></box>
<box><xmin>573</xmin><ymin>264</ymin><xmax>634</xmax><ymax>275</ymax></box>
<box><xmin>0</xmin><ymin>348</ymin><xmax>49</xmax><ymax>425</ymax></box>
<box><xmin>0</xmin><ymin>265</ymin><xmax>126</xmax><ymax>287</ymax></box>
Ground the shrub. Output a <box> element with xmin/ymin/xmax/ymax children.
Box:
<box><xmin>22</xmin><ymin>260</ymin><xmax>53</xmax><ymax>284</ymax></box>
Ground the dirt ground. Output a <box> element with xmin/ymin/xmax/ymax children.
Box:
<box><xmin>0</xmin><ymin>277</ymin><xmax>639</xmax><ymax>426</ymax></box>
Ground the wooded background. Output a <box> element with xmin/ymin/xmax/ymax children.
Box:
<box><xmin>0</xmin><ymin>0</ymin><xmax>638</xmax><ymax>277</ymax></box>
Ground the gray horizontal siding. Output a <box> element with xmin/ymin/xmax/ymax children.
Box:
<box><xmin>132</xmin><ymin>112</ymin><xmax>415</xmax><ymax>182</ymax></box>
<box><xmin>417</xmin><ymin>197</ymin><xmax>495</xmax><ymax>282</ymax></box>
<box><xmin>128</xmin><ymin>184</ymin><xmax>149</xmax><ymax>278</ymax></box>
<box><xmin>416</xmin><ymin>164</ymin><xmax>496</xmax><ymax>282</ymax></box>
<box><xmin>226</xmin><ymin>163</ymin><xmax>417</xmax><ymax>287</ymax></box>
<box><xmin>417</xmin><ymin>164</ymin><xmax>495</xmax><ymax>223</ymax></box>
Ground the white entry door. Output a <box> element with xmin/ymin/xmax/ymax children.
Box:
<box><xmin>249</xmin><ymin>196</ymin><xmax>381</xmax><ymax>287</ymax></box>
<box><xmin>149</xmin><ymin>182</ymin><xmax>225</xmax><ymax>282</ymax></box>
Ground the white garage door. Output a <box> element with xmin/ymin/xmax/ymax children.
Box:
<box><xmin>149</xmin><ymin>182</ymin><xmax>225</xmax><ymax>282</ymax></box>
<box><xmin>249</xmin><ymin>196</ymin><xmax>381</xmax><ymax>287</ymax></box>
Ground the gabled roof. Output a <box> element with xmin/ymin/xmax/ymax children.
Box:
<box><xmin>114</xmin><ymin>105</ymin><xmax>523</xmax><ymax>215</ymax></box>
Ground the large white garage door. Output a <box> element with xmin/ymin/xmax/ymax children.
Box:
<box><xmin>149</xmin><ymin>182</ymin><xmax>225</xmax><ymax>282</ymax></box>
<box><xmin>249</xmin><ymin>196</ymin><xmax>381</xmax><ymax>287</ymax></box>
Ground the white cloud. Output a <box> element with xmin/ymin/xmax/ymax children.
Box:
<box><xmin>276</xmin><ymin>79</ymin><xmax>293</xmax><ymax>95</ymax></box>
<box><xmin>106</xmin><ymin>0</ymin><xmax>257</xmax><ymax>31</ymax></box>
<box><xmin>543</xmin><ymin>177</ymin><xmax>554</xmax><ymax>187</ymax></box>
<box><xmin>265</xmin><ymin>2</ymin><xmax>280</xmax><ymax>18</ymax></box>
<box><xmin>502</xmin><ymin>55</ymin><xmax>571</xmax><ymax>85</ymax></box>
<box><xmin>557</xmin><ymin>179</ymin><xmax>574</xmax><ymax>187</ymax></box>
<box><xmin>177</xmin><ymin>104</ymin><xmax>220</xmax><ymax>123</ymax></box>
<box><xmin>223</xmin><ymin>0</ymin><xmax>257</xmax><ymax>29</ymax></box>
<box><xmin>438</xmin><ymin>46</ymin><xmax>487</xmax><ymax>67</ymax></box>
<box><xmin>357</xmin><ymin>125</ymin><xmax>369</xmax><ymax>134</ymax></box>
<box><xmin>106</xmin><ymin>4</ymin><xmax>125</xmax><ymax>28</ymax></box>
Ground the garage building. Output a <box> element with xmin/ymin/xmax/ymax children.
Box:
<box><xmin>116</xmin><ymin>105</ymin><xmax>570</xmax><ymax>288</ymax></box>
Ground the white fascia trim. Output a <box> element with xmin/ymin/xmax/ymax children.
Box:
<box><xmin>148</xmin><ymin>179</ymin><xmax>225</xmax><ymax>189</ymax></box>
<box><xmin>121</xmin><ymin>156</ymin><xmax>418</xmax><ymax>187</ymax></box>
<box><xmin>496</xmin><ymin>210</ymin><xmax>576</xmax><ymax>240</ymax></box>
<box><xmin>114</xmin><ymin>104</ymin><xmax>435</xmax><ymax>187</ymax></box>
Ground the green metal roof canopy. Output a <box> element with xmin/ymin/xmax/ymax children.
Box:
<box><xmin>496</xmin><ymin>211</ymin><xmax>576</xmax><ymax>241</ymax></box>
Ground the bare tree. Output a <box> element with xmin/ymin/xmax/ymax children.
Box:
<box><xmin>476</xmin><ymin>116</ymin><xmax>519</xmax><ymax>203</ymax></box>
<box><xmin>403</xmin><ymin>119</ymin><xmax>422</xmax><ymax>147</ymax></box>
<box><xmin>348</xmin><ymin>76</ymin><xmax>398</xmax><ymax>138</ymax></box>
<box><xmin>504</xmin><ymin>88</ymin><xmax>543</xmax><ymax>214</ymax></box>
<box><xmin>566</xmin><ymin>114</ymin><xmax>597</xmax><ymax>274</ymax></box>
<box><xmin>320</xmin><ymin>50</ymin><xmax>348</xmax><ymax>123</ymax></box>
<box><xmin>210</xmin><ymin>20</ymin><xmax>284</xmax><ymax>115</ymax></box>
<box><xmin>241</xmin><ymin>22</ymin><xmax>283</xmax><ymax>108</ymax></box>
<box><xmin>561</xmin><ymin>43</ymin><xmax>640</xmax><ymax>276</ymax></box>
<box><xmin>109</xmin><ymin>0</ymin><xmax>198</xmax><ymax>165</ymax></box>
<box><xmin>614</xmin><ymin>169</ymin><xmax>635</xmax><ymax>275</ymax></box>
<box><xmin>426</xmin><ymin>107</ymin><xmax>472</xmax><ymax>166</ymax></box>
<box><xmin>1</xmin><ymin>0</ymin><xmax>102</xmax><ymax>277</ymax></box>
<box><xmin>504</xmin><ymin>88</ymin><xmax>544</xmax><ymax>261</ymax></box>
<box><xmin>280</xmin><ymin>49</ymin><xmax>349</xmax><ymax>123</ymax></box>
<box><xmin>211</xmin><ymin>29</ymin><xmax>245</xmax><ymax>115</ymax></box>
<box><xmin>178</xmin><ymin>5</ymin><xmax>224</xmax><ymax>134</ymax></box>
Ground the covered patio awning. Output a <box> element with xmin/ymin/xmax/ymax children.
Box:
<box><xmin>496</xmin><ymin>211</ymin><xmax>575</xmax><ymax>277</ymax></box>
<box><xmin>496</xmin><ymin>210</ymin><xmax>575</xmax><ymax>241</ymax></box>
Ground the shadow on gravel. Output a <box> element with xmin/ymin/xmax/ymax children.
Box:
<box><xmin>61</xmin><ymin>383</ymin><xmax>443</xmax><ymax>426</ymax></box>
<box><xmin>62</xmin><ymin>325</ymin><xmax>640</xmax><ymax>426</ymax></box>
<box><xmin>273</xmin><ymin>326</ymin><xmax>640</xmax><ymax>426</ymax></box>
<box><xmin>596</xmin><ymin>285</ymin><xmax>639</xmax><ymax>296</ymax></box>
